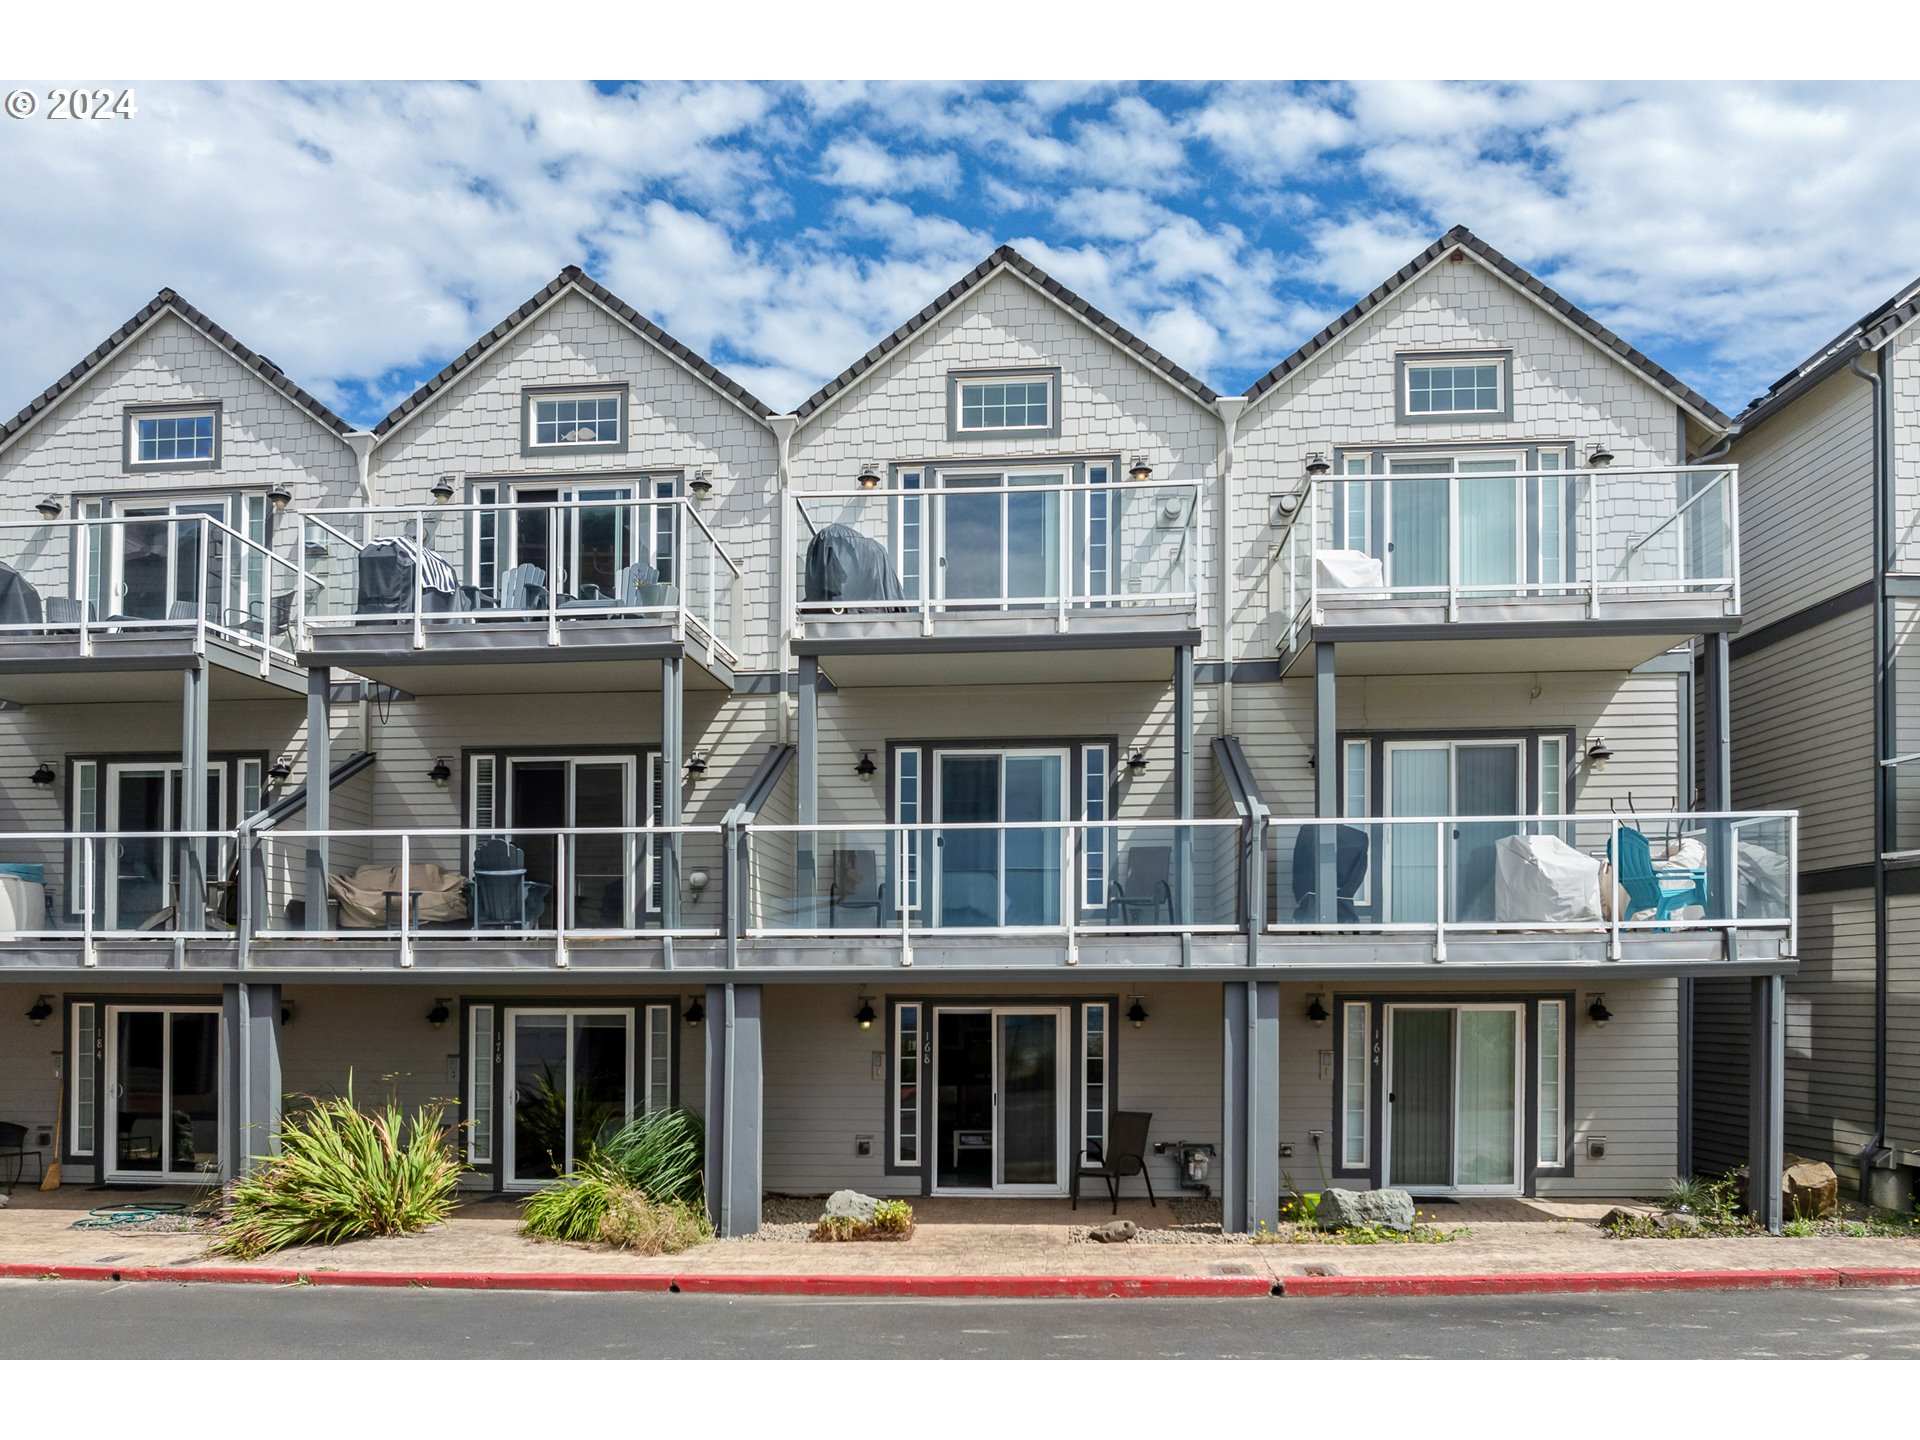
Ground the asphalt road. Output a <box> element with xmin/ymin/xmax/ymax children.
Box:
<box><xmin>3</xmin><ymin>1280</ymin><xmax>1920</xmax><ymax>1359</ymax></box>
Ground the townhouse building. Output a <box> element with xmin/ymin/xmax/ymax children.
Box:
<box><xmin>1692</xmin><ymin>276</ymin><xmax>1920</xmax><ymax>1209</ymax></box>
<box><xmin>0</xmin><ymin>226</ymin><xmax>1796</xmax><ymax>1233</ymax></box>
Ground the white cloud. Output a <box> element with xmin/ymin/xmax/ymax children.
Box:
<box><xmin>818</xmin><ymin>137</ymin><xmax>960</xmax><ymax>194</ymax></box>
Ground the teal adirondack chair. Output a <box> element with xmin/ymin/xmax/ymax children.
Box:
<box><xmin>1608</xmin><ymin>826</ymin><xmax>1709</xmax><ymax>924</ymax></box>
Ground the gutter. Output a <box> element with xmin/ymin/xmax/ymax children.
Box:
<box><xmin>345</xmin><ymin>431</ymin><xmax>377</xmax><ymax>504</ymax></box>
<box><xmin>767</xmin><ymin>414</ymin><xmax>799</xmax><ymax>744</ymax></box>
<box><xmin>1848</xmin><ymin>348</ymin><xmax>1894</xmax><ymax>1197</ymax></box>
<box><xmin>1214</xmin><ymin>397</ymin><xmax>1246</xmax><ymax>729</ymax></box>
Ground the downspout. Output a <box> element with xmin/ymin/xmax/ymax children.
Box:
<box><xmin>767</xmin><ymin>414</ymin><xmax>799</xmax><ymax>744</ymax></box>
<box><xmin>345</xmin><ymin>431</ymin><xmax>377</xmax><ymax>505</ymax></box>
<box><xmin>1213</xmin><ymin>397</ymin><xmax>1246</xmax><ymax>730</ymax></box>
<box><xmin>1849</xmin><ymin>348</ymin><xmax>1893</xmax><ymax>1199</ymax></box>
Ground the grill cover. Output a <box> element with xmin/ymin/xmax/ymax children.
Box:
<box><xmin>803</xmin><ymin>523</ymin><xmax>906</xmax><ymax>605</ymax></box>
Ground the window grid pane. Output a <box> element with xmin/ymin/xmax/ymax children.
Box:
<box><xmin>135</xmin><ymin>412</ymin><xmax>215</xmax><ymax>463</ymax></box>
<box><xmin>1342</xmin><ymin>1002</ymin><xmax>1369</xmax><ymax>1167</ymax></box>
<box><xmin>958</xmin><ymin>378</ymin><xmax>1051</xmax><ymax>430</ymax></box>
<box><xmin>1406</xmin><ymin>362</ymin><xmax>1502</xmax><ymax>414</ymax></box>
<box><xmin>896</xmin><ymin>1004</ymin><xmax>920</xmax><ymax>1165</ymax></box>
<box><xmin>532</xmin><ymin>393</ymin><xmax>621</xmax><ymax>446</ymax></box>
<box><xmin>1538</xmin><ymin>1002</ymin><xmax>1564</xmax><ymax>1166</ymax></box>
<box><xmin>1082</xmin><ymin>746</ymin><xmax>1108</xmax><ymax>908</ymax></box>
<box><xmin>647</xmin><ymin>1005</ymin><xmax>672</xmax><ymax>1113</ymax></box>
<box><xmin>470</xmin><ymin>1007</ymin><xmax>495</xmax><ymax>1165</ymax></box>
<box><xmin>1083</xmin><ymin>1004</ymin><xmax>1108</xmax><ymax>1166</ymax></box>
<box><xmin>72</xmin><ymin>1004</ymin><xmax>96</xmax><ymax>1156</ymax></box>
<box><xmin>897</xmin><ymin>749</ymin><xmax>921</xmax><ymax>912</ymax></box>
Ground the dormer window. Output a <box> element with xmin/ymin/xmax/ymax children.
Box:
<box><xmin>1396</xmin><ymin>352</ymin><xmax>1512</xmax><ymax>422</ymax></box>
<box><xmin>948</xmin><ymin>369</ymin><xmax>1061</xmax><ymax>440</ymax></box>
<box><xmin>124</xmin><ymin>404</ymin><xmax>220</xmax><ymax>472</ymax></box>
<box><xmin>522</xmin><ymin>385</ymin><xmax>627</xmax><ymax>455</ymax></box>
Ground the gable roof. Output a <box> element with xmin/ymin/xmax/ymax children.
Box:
<box><xmin>1731</xmin><ymin>270</ymin><xmax>1920</xmax><ymax>434</ymax></box>
<box><xmin>1240</xmin><ymin>224</ymin><xmax>1733</xmax><ymax>431</ymax></box>
<box><xmin>1</xmin><ymin>288</ymin><xmax>355</xmax><ymax>450</ymax></box>
<box><xmin>793</xmin><ymin>244</ymin><xmax>1221</xmax><ymax>424</ymax></box>
<box><xmin>373</xmin><ymin>266</ymin><xmax>773</xmax><ymax>440</ymax></box>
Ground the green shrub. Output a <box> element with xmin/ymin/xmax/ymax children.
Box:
<box><xmin>811</xmin><ymin>1203</ymin><xmax>915</xmax><ymax>1242</ymax></box>
<box><xmin>870</xmin><ymin>1200</ymin><xmax>914</xmax><ymax>1235</ymax></box>
<box><xmin>520</xmin><ymin>1157</ymin><xmax>626</xmax><ymax>1244</ymax></box>
<box><xmin>209</xmin><ymin>1086</ymin><xmax>462</xmax><ymax>1259</ymax></box>
<box><xmin>1659</xmin><ymin>1174</ymin><xmax>1718</xmax><ymax>1216</ymax></box>
<box><xmin>598</xmin><ymin>1108</ymin><xmax>706</xmax><ymax>1206</ymax></box>
<box><xmin>600</xmin><ymin>1191</ymin><xmax>712</xmax><ymax>1254</ymax></box>
<box><xmin>519</xmin><ymin>1108</ymin><xmax>709</xmax><ymax>1247</ymax></box>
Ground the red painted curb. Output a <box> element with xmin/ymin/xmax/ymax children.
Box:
<box><xmin>1280</xmin><ymin>1268</ymin><xmax>1920</xmax><ymax>1298</ymax></box>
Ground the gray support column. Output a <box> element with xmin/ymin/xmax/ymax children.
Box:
<box><xmin>703</xmin><ymin>982</ymin><xmax>763</xmax><ymax>1238</ymax></box>
<box><xmin>1313</xmin><ymin>641</ymin><xmax>1338</xmax><ymax>923</ymax></box>
<box><xmin>1748</xmin><ymin>973</ymin><xmax>1785</xmax><ymax>1233</ymax></box>
<box><xmin>180</xmin><ymin>663</ymin><xmax>210</xmax><ymax>929</ymax></box>
<box><xmin>797</xmin><ymin>655</ymin><xmax>818</xmax><ymax>925</ymax></box>
<box><xmin>1703</xmin><ymin>632</ymin><xmax>1732</xmax><ymax>923</ymax></box>
<box><xmin>1174</xmin><ymin>644</ymin><xmax>1194</xmax><ymax>935</ymax></box>
<box><xmin>304</xmin><ymin>668</ymin><xmax>331</xmax><ymax>931</ymax></box>
<box><xmin>1220</xmin><ymin>979</ymin><xmax>1280</xmax><ymax>1234</ymax></box>
<box><xmin>220</xmin><ymin>981</ymin><xmax>282</xmax><ymax>1182</ymax></box>
<box><xmin>659</xmin><ymin>654</ymin><xmax>682</xmax><ymax>931</ymax></box>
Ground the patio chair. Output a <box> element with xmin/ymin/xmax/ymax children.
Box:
<box><xmin>45</xmin><ymin>597</ymin><xmax>95</xmax><ymax>625</ymax></box>
<box><xmin>828</xmin><ymin>848</ymin><xmax>887</xmax><ymax>927</ymax></box>
<box><xmin>1290</xmin><ymin>824</ymin><xmax>1371</xmax><ymax>923</ymax></box>
<box><xmin>499</xmin><ymin>564</ymin><xmax>549</xmax><ymax>613</ymax></box>
<box><xmin>1107</xmin><ymin>844</ymin><xmax>1174</xmax><ymax>925</ymax></box>
<box><xmin>0</xmin><ymin>1120</ymin><xmax>45</xmax><ymax>1193</ymax></box>
<box><xmin>1608</xmin><ymin>825</ymin><xmax>1709</xmax><ymax>924</ymax></box>
<box><xmin>1071</xmin><ymin>1109</ymin><xmax>1155</xmax><ymax>1215</ymax></box>
<box><xmin>471</xmin><ymin>837</ymin><xmax>551</xmax><ymax>930</ymax></box>
<box><xmin>614</xmin><ymin>562</ymin><xmax>658</xmax><ymax>605</ymax></box>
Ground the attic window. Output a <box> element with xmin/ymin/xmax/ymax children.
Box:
<box><xmin>947</xmin><ymin>369</ymin><xmax>1060</xmax><ymax>440</ymax></box>
<box><xmin>125</xmin><ymin>405</ymin><xmax>220</xmax><ymax>471</ymax></box>
<box><xmin>523</xmin><ymin>386</ymin><xmax>627</xmax><ymax>454</ymax></box>
<box><xmin>1396</xmin><ymin>353</ymin><xmax>1512</xmax><ymax>423</ymax></box>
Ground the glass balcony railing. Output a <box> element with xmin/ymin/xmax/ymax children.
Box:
<box><xmin>0</xmin><ymin>513</ymin><xmax>304</xmax><ymax>667</ymax></box>
<box><xmin>1276</xmin><ymin>465</ymin><xmax>1738</xmax><ymax>645</ymax></box>
<box><xmin>1267</xmin><ymin>811</ymin><xmax>1795</xmax><ymax>956</ymax></box>
<box><xmin>794</xmin><ymin>474</ymin><xmax>1199</xmax><ymax>628</ymax></box>
<box><xmin>742</xmin><ymin>819</ymin><xmax>1243</xmax><ymax>937</ymax></box>
<box><xmin>300</xmin><ymin>497</ymin><xmax>739</xmax><ymax>659</ymax></box>
<box><xmin>0</xmin><ymin>830</ymin><xmax>241</xmax><ymax>942</ymax></box>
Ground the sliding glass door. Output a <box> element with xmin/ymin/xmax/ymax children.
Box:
<box><xmin>934</xmin><ymin>471</ymin><xmax>1063</xmax><ymax>609</ymax></box>
<box><xmin>932</xmin><ymin>749</ymin><xmax>1067</xmax><ymax>927</ymax></box>
<box><xmin>1384</xmin><ymin>1003</ymin><xmax>1522</xmax><ymax>1194</ymax></box>
<box><xmin>504</xmin><ymin>483</ymin><xmax>638</xmax><ymax>603</ymax></box>
<box><xmin>504</xmin><ymin>1008</ymin><xmax>633</xmax><ymax>1186</ymax></box>
<box><xmin>1384</xmin><ymin>455</ymin><xmax>1523</xmax><ymax>595</ymax></box>
<box><xmin>931</xmin><ymin>1006</ymin><xmax>1068</xmax><ymax>1194</ymax></box>
<box><xmin>1382</xmin><ymin>741</ymin><xmax>1523</xmax><ymax>924</ymax></box>
<box><xmin>106</xmin><ymin>1005</ymin><xmax>221</xmax><ymax>1183</ymax></box>
<box><xmin>103</xmin><ymin>762</ymin><xmax>225</xmax><ymax>930</ymax></box>
<box><xmin>504</xmin><ymin>756</ymin><xmax>639</xmax><ymax>929</ymax></box>
<box><xmin>111</xmin><ymin>496</ymin><xmax>229</xmax><ymax>621</ymax></box>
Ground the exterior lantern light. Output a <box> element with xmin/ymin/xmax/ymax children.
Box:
<box><xmin>685</xmin><ymin>752</ymin><xmax>709</xmax><ymax>779</ymax></box>
<box><xmin>1126</xmin><ymin>996</ymin><xmax>1149</xmax><ymax>1029</ymax></box>
<box><xmin>856</xmin><ymin>461</ymin><xmax>882</xmax><ymax>490</ymax></box>
<box><xmin>1584</xmin><ymin>735</ymin><xmax>1613</xmax><ymax>772</ymax></box>
<box><xmin>267</xmin><ymin>755</ymin><xmax>293</xmax><ymax>785</ymax></box>
<box><xmin>426</xmin><ymin>999</ymin><xmax>451</xmax><ymax>1029</ymax></box>
<box><xmin>1306</xmin><ymin>995</ymin><xmax>1330</xmax><ymax>1028</ymax></box>
<box><xmin>855</xmin><ymin>997</ymin><xmax>877</xmax><ymax>1030</ymax></box>
<box><xmin>26</xmin><ymin>996</ymin><xmax>53</xmax><ymax>1026</ymax></box>
<box><xmin>267</xmin><ymin>482</ymin><xmax>293</xmax><ymax>514</ymax></box>
<box><xmin>688</xmin><ymin>469</ymin><xmax>714</xmax><ymax>500</ymax></box>
<box><xmin>1587</xmin><ymin>995</ymin><xmax>1613</xmax><ymax>1027</ymax></box>
<box><xmin>855</xmin><ymin>750</ymin><xmax>877</xmax><ymax>780</ymax></box>
<box><xmin>1125</xmin><ymin>748</ymin><xmax>1149</xmax><ymax>776</ymax></box>
<box><xmin>1586</xmin><ymin>442</ymin><xmax>1615</xmax><ymax>468</ymax></box>
<box><xmin>428</xmin><ymin>757</ymin><xmax>451</xmax><ymax>789</ymax></box>
<box><xmin>1304</xmin><ymin>453</ymin><xmax>1332</xmax><ymax>477</ymax></box>
<box><xmin>687</xmin><ymin>869</ymin><xmax>710</xmax><ymax>893</ymax></box>
<box><xmin>34</xmin><ymin>497</ymin><xmax>61</xmax><ymax>521</ymax></box>
<box><xmin>683</xmin><ymin>996</ymin><xmax>705</xmax><ymax>1026</ymax></box>
<box><xmin>430</xmin><ymin>475</ymin><xmax>456</xmax><ymax>505</ymax></box>
<box><xmin>29</xmin><ymin>762</ymin><xmax>55</xmax><ymax>786</ymax></box>
<box><xmin>1128</xmin><ymin>454</ymin><xmax>1154</xmax><ymax>482</ymax></box>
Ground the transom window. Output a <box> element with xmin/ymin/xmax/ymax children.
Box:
<box><xmin>126</xmin><ymin>408</ymin><xmax>218</xmax><ymax>470</ymax></box>
<box><xmin>523</xmin><ymin>387</ymin><xmax>626</xmax><ymax>452</ymax></box>
<box><xmin>949</xmin><ymin>370</ymin><xmax>1059</xmax><ymax>438</ymax></box>
<box><xmin>1398</xmin><ymin>354</ymin><xmax>1510</xmax><ymax>420</ymax></box>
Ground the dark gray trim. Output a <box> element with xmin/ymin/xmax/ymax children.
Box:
<box><xmin>61</xmin><ymin>992</ymin><xmax>226</xmax><ymax>1182</ymax></box>
<box><xmin>944</xmin><ymin>366</ymin><xmax>1063</xmax><ymax>442</ymax></box>
<box><xmin>1393</xmin><ymin>350</ymin><xmax>1514</xmax><ymax>425</ymax></box>
<box><xmin>251</xmin><ymin>750</ymin><xmax>375</xmax><ymax>830</ymax></box>
<box><xmin>518</xmin><ymin>382</ymin><xmax>629</xmax><ymax>457</ymax></box>
<box><xmin>730</xmin><ymin>671</ymin><xmax>799</xmax><ymax>695</ymax></box>
<box><xmin>794</xmin><ymin>626</ymin><xmax>1202</xmax><ymax>659</ymax></box>
<box><xmin>1196</xmin><ymin>659</ymin><xmax>1285</xmax><ymax>685</ymax></box>
<box><xmin>1339</xmin><ymin>727</ymin><xmax>1578</xmax><ymax>820</ymax></box>
<box><xmin>65</xmin><ymin>748</ymin><xmax>267</xmax><ymax>831</ymax></box>
<box><xmin>121</xmin><ymin>401</ymin><xmax>223</xmax><ymax>473</ymax></box>
<box><xmin>1727</xmin><ymin>579</ymin><xmax>1875</xmax><ymax>660</ymax></box>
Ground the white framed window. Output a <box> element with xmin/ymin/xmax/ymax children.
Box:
<box><xmin>1539</xmin><ymin>736</ymin><xmax>1567</xmax><ymax>818</ymax></box>
<box><xmin>69</xmin><ymin>760</ymin><xmax>98</xmax><ymax>915</ymax></box>
<box><xmin>126</xmin><ymin>407</ymin><xmax>218</xmax><ymax>469</ymax></box>
<box><xmin>70</xmin><ymin>1002</ymin><xmax>97</xmax><ymax>1158</ymax></box>
<box><xmin>896</xmin><ymin>748</ymin><xmax>922</xmax><ymax>913</ymax></box>
<box><xmin>645</xmin><ymin>1004</ymin><xmax>674</xmax><ymax>1114</ymax></box>
<box><xmin>1537</xmin><ymin>1000</ymin><xmax>1566</xmax><ymax>1167</ymax></box>
<box><xmin>1341</xmin><ymin>739</ymin><xmax>1372</xmax><ymax>905</ymax></box>
<box><xmin>1342</xmin><ymin>1001</ymin><xmax>1370</xmax><ymax>1168</ymax></box>
<box><xmin>1400</xmin><ymin>356</ymin><xmax>1508</xmax><ymax>417</ymax></box>
<box><xmin>948</xmin><ymin>370</ymin><xmax>1059</xmax><ymax>438</ymax></box>
<box><xmin>1082</xmin><ymin>1003</ymin><xmax>1109</xmax><ymax>1168</ymax></box>
<box><xmin>468</xmin><ymin>1004</ymin><xmax>495</xmax><ymax>1166</ymax></box>
<box><xmin>1339</xmin><ymin>454</ymin><xmax>1371</xmax><ymax>552</ymax></box>
<box><xmin>893</xmin><ymin>471</ymin><xmax>924</xmax><ymax>600</ymax></box>
<box><xmin>1081</xmin><ymin>745</ymin><xmax>1110</xmax><ymax>909</ymax></box>
<box><xmin>525</xmin><ymin>388</ymin><xmax>624</xmax><ymax>450</ymax></box>
<box><xmin>895</xmin><ymin>1002</ymin><xmax>921</xmax><ymax>1166</ymax></box>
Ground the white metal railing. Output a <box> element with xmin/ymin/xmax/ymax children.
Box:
<box><xmin>794</xmin><ymin>476</ymin><xmax>1199</xmax><ymax>635</ymax></box>
<box><xmin>1275</xmin><ymin>465</ymin><xmax>1739</xmax><ymax>650</ymax></box>
<box><xmin>0</xmin><ymin>828</ymin><xmax>243</xmax><ymax>960</ymax></box>
<box><xmin>1266</xmin><ymin>810</ymin><xmax>1796</xmax><ymax>960</ymax></box>
<box><xmin>0</xmin><ymin>513</ymin><xmax>304</xmax><ymax>673</ymax></box>
<box><xmin>299</xmin><ymin>496</ymin><xmax>740</xmax><ymax>661</ymax></box>
<box><xmin>246</xmin><ymin>824</ymin><xmax>726</xmax><ymax>966</ymax></box>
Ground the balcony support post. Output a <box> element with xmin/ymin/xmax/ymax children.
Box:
<box><xmin>1221</xmin><ymin>979</ymin><xmax>1280</xmax><ymax>1233</ymax></box>
<box><xmin>180</xmin><ymin>661</ymin><xmax>210</xmax><ymax>935</ymax></box>
<box><xmin>1314</xmin><ymin>641</ymin><xmax>1338</xmax><ymax>925</ymax></box>
<box><xmin>305</xmin><ymin>668</ymin><xmax>331</xmax><ymax>932</ymax></box>
<box><xmin>220</xmin><ymin>980</ymin><xmax>282</xmax><ymax>1183</ymax></box>
<box><xmin>797</xmin><ymin>654</ymin><xmax>818</xmax><ymax>928</ymax></box>
<box><xmin>703</xmin><ymin>982</ymin><xmax>763</xmax><ymax>1238</ymax></box>
<box><xmin>660</xmin><ymin>654</ymin><xmax>683</xmax><ymax>936</ymax></box>
<box><xmin>1748</xmin><ymin>972</ymin><xmax>1786</xmax><ymax>1234</ymax></box>
<box><xmin>1175</xmin><ymin>642</ymin><xmax>1194</xmax><ymax>963</ymax></box>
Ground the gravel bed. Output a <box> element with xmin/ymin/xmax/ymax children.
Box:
<box><xmin>1068</xmin><ymin>1196</ymin><xmax>1252</xmax><ymax>1246</ymax></box>
<box><xmin>720</xmin><ymin>1193</ymin><xmax>826</xmax><ymax>1244</ymax></box>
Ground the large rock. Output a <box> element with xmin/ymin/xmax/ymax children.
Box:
<box><xmin>1315</xmin><ymin>1187</ymin><xmax>1415</xmax><ymax>1233</ymax></box>
<box><xmin>1784</xmin><ymin>1161</ymin><xmax>1839</xmax><ymax>1221</ymax></box>
<box><xmin>1087</xmin><ymin>1220</ymin><xmax>1138</xmax><ymax>1243</ymax></box>
<box><xmin>823</xmin><ymin>1189</ymin><xmax>879</xmax><ymax>1222</ymax></box>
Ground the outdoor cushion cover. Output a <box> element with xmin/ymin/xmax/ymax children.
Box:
<box><xmin>327</xmin><ymin>862</ymin><xmax>469</xmax><ymax>928</ymax></box>
<box><xmin>1315</xmin><ymin>549</ymin><xmax>1385</xmax><ymax>590</ymax></box>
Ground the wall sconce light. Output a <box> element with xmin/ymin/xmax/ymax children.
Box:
<box><xmin>856</xmin><ymin>461</ymin><xmax>882</xmax><ymax>490</ymax></box>
<box><xmin>687</xmin><ymin>869</ymin><xmax>710</xmax><ymax>894</ymax></box>
<box><xmin>684</xmin><ymin>752</ymin><xmax>709</xmax><ymax>779</ymax></box>
<box><xmin>30</xmin><ymin>762</ymin><xmax>55</xmax><ymax>787</ymax></box>
<box><xmin>1586</xmin><ymin>442</ymin><xmax>1615</xmax><ymax>469</ymax></box>
<box><xmin>34</xmin><ymin>497</ymin><xmax>62</xmax><ymax>521</ymax></box>
<box><xmin>426</xmin><ymin>999</ymin><xmax>451</xmax><ymax>1029</ymax></box>
<box><xmin>1584</xmin><ymin>735</ymin><xmax>1613</xmax><ymax>772</ymax></box>
<box><xmin>1127</xmin><ymin>454</ymin><xmax>1154</xmax><ymax>483</ymax></box>
<box><xmin>267</xmin><ymin>482</ymin><xmax>294</xmax><ymax>514</ymax></box>
<box><xmin>1125</xmin><ymin>749</ymin><xmax>1149</xmax><ymax>776</ymax></box>
<box><xmin>430</xmin><ymin>476</ymin><xmax>456</xmax><ymax>505</ymax></box>
<box><xmin>855</xmin><ymin>996</ymin><xmax>877</xmax><ymax>1030</ymax></box>
<box><xmin>268</xmin><ymin>755</ymin><xmax>293</xmax><ymax>786</ymax></box>
<box><xmin>25</xmin><ymin>996</ymin><xmax>53</xmax><ymax>1026</ymax></box>
<box><xmin>1126</xmin><ymin>995</ymin><xmax>1149</xmax><ymax>1029</ymax></box>
<box><xmin>1587</xmin><ymin>994</ymin><xmax>1613</xmax><ymax>1027</ymax></box>
<box><xmin>1273</xmin><ymin>492</ymin><xmax>1301</xmax><ymax>521</ymax></box>
<box><xmin>1305</xmin><ymin>995</ymin><xmax>1330</xmax><ymax>1028</ymax></box>
<box><xmin>280</xmin><ymin>1001</ymin><xmax>296</xmax><ymax>1026</ymax></box>
<box><xmin>1304</xmin><ymin>453</ymin><xmax>1331</xmax><ymax>478</ymax></box>
<box><xmin>428</xmin><ymin>757</ymin><xmax>451</xmax><ymax>789</ymax></box>
<box><xmin>688</xmin><ymin>469</ymin><xmax>714</xmax><ymax>500</ymax></box>
<box><xmin>855</xmin><ymin>750</ymin><xmax>877</xmax><ymax>780</ymax></box>
<box><xmin>683</xmin><ymin>996</ymin><xmax>705</xmax><ymax>1026</ymax></box>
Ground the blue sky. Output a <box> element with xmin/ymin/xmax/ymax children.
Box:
<box><xmin>5</xmin><ymin>79</ymin><xmax>1920</xmax><ymax>430</ymax></box>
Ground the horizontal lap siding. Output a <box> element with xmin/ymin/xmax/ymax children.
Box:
<box><xmin>1884</xmin><ymin>326</ymin><xmax>1920</xmax><ymax>575</ymax></box>
<box><xmin>1731</xmin><ymin>610</ymin><xmax>1874</xmax><ymax>872</ymax></box>
<box><xmin>1885</xmin><ymin>894</ymin><xmax>1920</xmax><ymax>1156</ymax></box>
<box><xmin>1690</xmin><ymin>975</ymin><xmax>1750</xmax><ymax>1174</ymax></box>
<box><xmin>1788</xmin><ymin>890</ymin><xmax>1877</xmax><ymax>1172</ymax></box>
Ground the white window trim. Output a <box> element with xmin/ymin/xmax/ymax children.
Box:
<box><xmin>1537</xmin><ymin>1000</ymin><xmax>1567</xmax><ymax>1169</ymax></box>
<box><xmin>468</xmin><ymin>1004</ymin><xmax>495</xmax><ymax>1166</ymax></box>
<box><xmin>127</xmin><ymin>407</ymin><xmax>219</xmax><ymax>469</ymax></box>
<box><xmin>1341</xmin><ymin>1001</ymin><xmax>1370</xmax><ymax>1169</ymax></box>
<box><xmin>1402</xmin><ymin>358</ymin><xmax>1507</xmax><ymax>417</ymax></box>
<box><xmin>894</xmin><ymin>1001</ymin><xmax>921</xmax><ymax>1168</ymax></box>
<box><xmin>1081</xmin><ymin>1002</ymin><xmax>1110</xmax><ymax>1171</ymax></box>
<box><xmin>500</xmin><ymin>1006</ymin><xmax>636</xmax><ymax>1188</ymax></box>
<box><xmin>525</xmin><ymin>387</ymin><xmax>625</xmax><ymax>450</ymax></box>
<box><xmin>953</xmin><ymin>372</ymin><xmax>1057</xmax><ymax>434</ymax></box>
<box><xmin>70</xmin><ymin>1001</ymin><xmax>97</xmax><ymax>1159</ymax></box>
<box><xmin>644</xmin><ymin>1003</ymin><xmax>674</xmax><ymax>1114</ymax></box>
